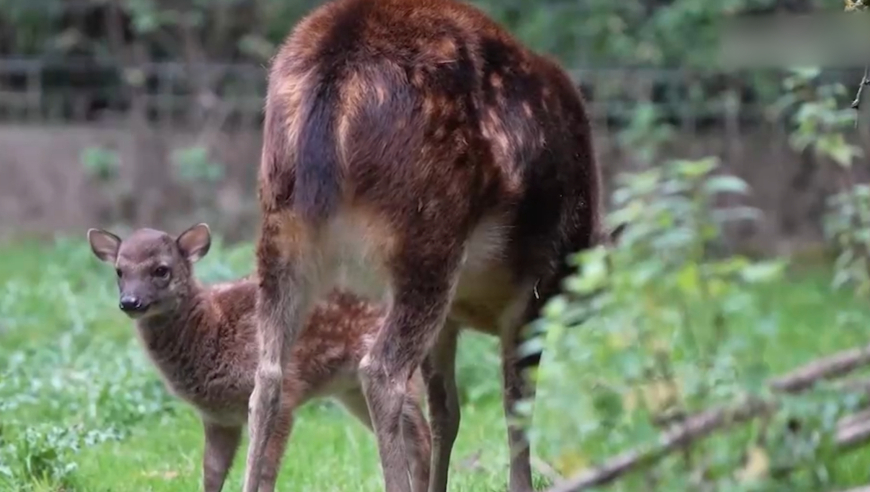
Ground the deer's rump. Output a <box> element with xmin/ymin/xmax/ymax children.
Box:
<box><xmin>259</xmin><ymin>0</ymin><xmax>603</xmax><ymax>297</ymax></box>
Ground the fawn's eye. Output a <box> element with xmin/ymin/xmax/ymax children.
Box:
<box><xmin>115</xmin><ymin>268</ymin><xmax>122</xmax><ymax>278</ymax></box>
<box><xmin>153</xmin><ymin>266</ymin><xmax>170</xmax><ymax>278</ymax></box>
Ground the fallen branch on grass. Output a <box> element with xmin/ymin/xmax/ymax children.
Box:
<box><xmin>837</xmin><ymin>410</ymin><xmax>870</xmax><ymax>450</ymax></box>
<box><xmin>835</xmin><ymin>377</ymin><xmax>870</xmax><ymax>395</ymax></box>
<box><xmin>770</xmin><ymin>343</ymin><xmax>870</xmax><ymax>393</ymax></box>
<box><xmin>547</xmin><ymin>402</ymin><xmax>870</xmax><ymax>492</ymax></box>
<box><xmin>545</xmin><ymin>399</ymin><xmax>773</xmax><ymax>492</ymax></box>
<box><xmin>838</xmin><ymin>408</ymin><xmax>870</xmax><ymax>430</ymax></box>
<box><xmin>545</xmin><ymin>343</ymin><xmax>870</xmax><ymax>492</ymax></box>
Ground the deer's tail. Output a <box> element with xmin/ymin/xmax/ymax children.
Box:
<box><xmin>293</xmin><ymin>81</ymin><xmax>342</xmax><ymax>224</ymax></box>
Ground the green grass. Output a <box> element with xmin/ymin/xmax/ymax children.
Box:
<box><xmin>0</xmin><ymin>236</ymin><xmax>528</xmax><ymax>491</ymax></box>
<box><xmin>1</xmin><ymin>235</ymin><xmax>869</xmax><ymax>491</ymax></box>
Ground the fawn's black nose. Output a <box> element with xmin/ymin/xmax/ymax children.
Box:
<box><xmin>119</xmin><ymin>295</ymin><xmax>145</xmax><ymax>312</ymax></box>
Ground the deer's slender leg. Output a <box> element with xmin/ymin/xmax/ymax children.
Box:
<box><xmin>420</xmin><ymin>321</ymin><xmax>460</xmax><ymax>492</ymax></box>
<box><xmin>244</xmin><ymin>211</ymin><xmax>322</xmax><ymax>492</ymax></box>
<box><xmin>339</xmin><ymin>387</ymin><xmax>432</xmax><ymax>492</ymax></box>
<box><xmin>360</xmin><ymin>244</ymin><xmax>463</xmax><ymax>492</ymax></box>
<box><xmin>500</xmin><ymin>273</ymin><xmax>567</xmax><ymax>492</ymax></box>
<box><xmin>401</xmin><ymin>381</ymin><xmax>433</xmax><ymax>492</ymax></box>
<box><xmin>501</xmin><ymin>342</ymin><xmax>537</xmax><ymax>492</ymax></box>
<box><xmin>202</xmin><ymin>422</ymin><xmax>242</xmax><ymax>492</ymax></box>
<box><xmin>258</xmin><ymin>406</ymin><xmax>295</xmax><ymax>492</ymax></box>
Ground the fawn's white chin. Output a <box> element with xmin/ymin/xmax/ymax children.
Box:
<box><xmin>122</xmin><ymin>306</ymin><xmax>156</xmax><ymax>320</ymax></box>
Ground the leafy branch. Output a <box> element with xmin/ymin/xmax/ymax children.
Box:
<box><xmin>545</xmin><ymin>343</ymin><xmax>870</xmax><ymax>491</ymax></box>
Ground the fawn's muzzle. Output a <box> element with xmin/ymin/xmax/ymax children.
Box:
<box><xmin>119</xmin><ymin>295</ymin><xmax>146</xmax><ymax>313</ymax></box>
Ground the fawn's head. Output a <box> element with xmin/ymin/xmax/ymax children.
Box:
<box><xmin>87</xmin><ymin>223</ymin><xmax>212</xmax><ymax>319</ymax></box>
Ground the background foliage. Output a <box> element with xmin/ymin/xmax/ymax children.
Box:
<box><xmin>2</xmin><ymin>0</ymin><xmax>870</xmax><ymax>491</ymax></box>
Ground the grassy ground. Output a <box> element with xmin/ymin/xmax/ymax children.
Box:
<box><xmin>0</xmin><ymin>236</ymin><xmax>536</xmax><ymax>492</ymax></box>
<box><xmin>1</xmin><ymin>235</ymin><xmax>869</xmax><ymax>490</ymax></box>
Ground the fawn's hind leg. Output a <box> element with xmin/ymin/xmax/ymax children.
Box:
<box><xmin>420</xmin><ymin>321</ymin><xmax>460</xmax><ymax>492</ymax></box>
<box><xmin>403</xmin><ymin>372</ymin><xmax>433</xmax><ymax>492</ymax></box>
<box><xmin>202</xmin><ymin>422</ymin><xmax>242</xmax><ymax>492</ymax></box>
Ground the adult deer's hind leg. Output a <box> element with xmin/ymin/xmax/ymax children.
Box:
<box><xmin>501</xmin><ymin>338</ymin><xmax>538</xmax><ymax>492</ymax></box>
<box><xmin>337</xmin><ymin>386</ymin><xmax>432</xmax><ymax>492</ymax></box>
<box><xmin>360</xmin><ymin>232</ymin><xmax>465</xmax><ymax>492</ymax></box>
<box><xmin>244</xmin><ymin>211</ymin><xmax>323</xmax><ymax>492</ymax></box>
<box><xmin>500</xmin><ymin>275</ymin><xmax>565</xmax><ymax>492</ymax></box>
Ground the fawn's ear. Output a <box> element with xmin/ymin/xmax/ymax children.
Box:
<box><xmin>87</xmin><ymin>228</ymin><xmax>121</xmax><ymax>263</ymax></box>
<box><xmin>176</xmin><ymin>223</ymin><xmax>211</xmax><ymax>263</ymax></box>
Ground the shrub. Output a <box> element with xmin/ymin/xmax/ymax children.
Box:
<box><xmin>529</xmin><ymin>157</ymin><xmax>864</xmax><ymax>490</ymax></box>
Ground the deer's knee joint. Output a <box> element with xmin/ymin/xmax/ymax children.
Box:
<box><xmin>252</xmin><ymin>362</ymin><xmax>284</xmax><ymax>409</ymax></box>
<box><xmin>360</xmin><ymin>352</ymin><xmax>411</xmax><ymax>395</ymax></box>
<box><xmin>359</xmin><ymin>351</ymin><xmax>386</xmax><ymax>381</ymax></box>
<box><xmin>256</xmin><ymin>362</ymin><xmax>284</xmax><ymax>388</ymax></box>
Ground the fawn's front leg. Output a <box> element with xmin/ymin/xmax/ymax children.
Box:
<box><xmin>202</xmin><ymin>422</ymin><xmax>242</xmax><ymax>492</ymax></box>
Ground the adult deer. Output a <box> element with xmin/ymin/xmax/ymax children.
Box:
<box><xmin>244</xmin><ymin>0</ymin><xmax>605</xmax><ymax>491</ymax></box>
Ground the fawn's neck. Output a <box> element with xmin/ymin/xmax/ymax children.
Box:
<box><xmin>134</xmin><ymin>285</ymin><xmax>216</xmax><ymax>376</ymax></box>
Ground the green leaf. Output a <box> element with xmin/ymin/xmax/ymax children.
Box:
<box><xmin>829</xmin><ymin>142</ymin><xmax>862</xmax><ymax>168</ymax></box>
<box><xmin>671</xmin><ymin>156</ymin><xmax>719</xmax><ymax>178</ymax></box>
<box><xmin>543</xmin><ymin>295</ymin><xmax>568</xmax><ymax>319</ymax></box>
<box><xmin>703</xmin><ymin>175</ymin><xmax>750</xmax><ymax>195</ymax></box>
<box><xmin>740</xmin><ymin>261</ymin><xmax>787</xmax><ymax>284</ymax></box>
<box><xmin>675</xmin><ymin>263</ymin><xmax>700</xmax><ymax>294</ymax></box>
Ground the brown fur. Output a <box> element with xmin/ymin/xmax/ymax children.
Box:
<box><xmin>86</xmin><ymin>224</ymin><xmax>432</xmax><ymax>492</ymax></box>
<box><xmin>247</xmin><ymin>0</ymin><xmax>605</xmax><ymax>491</ymax></box>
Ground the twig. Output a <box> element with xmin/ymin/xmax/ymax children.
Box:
<box><xmin>850</xmin><ymin>66</ymin><xmax>869</xmax><ymax>111</ymax></box>
<box><xmin>851</xmin><ymin>65</ymin><xmax>870</xmax><ymax>128</ymax></box>
<box><xmin>769</xmin><ymin>343</ymin><xmax>870</xmax><ymax>393</ymax></box>
<box><xmin>846</xmin><ymin>0</ymin><xmax>868</xmax><ymax>124</ymax></box>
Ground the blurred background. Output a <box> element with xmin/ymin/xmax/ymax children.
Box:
<box><xmin>3</xmin><ymin>2</ymin><xmax>870</xmax><ymax>491</ymax></box>
<box><xmin>0</xmin><ymin>0</ymin><xmax>865</xmax><ymax>253</ymax></box>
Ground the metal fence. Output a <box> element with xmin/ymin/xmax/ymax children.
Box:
<box><xmin>0</xmin><ymin>56</ymin><xmax>863</xmax><ymax>131</ymax></box>
<box><xmin>0</xmin><ymin>57</ymin><xmax>266</xmax><ymax>126</ymax></box>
